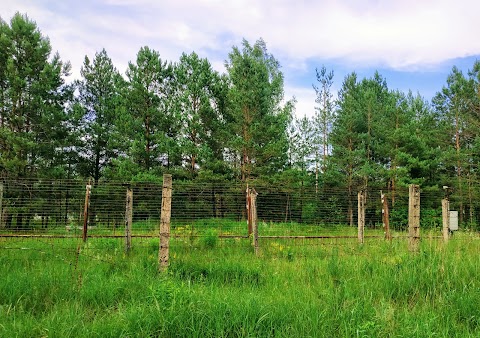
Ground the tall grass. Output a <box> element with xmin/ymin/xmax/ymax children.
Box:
<box><xmin>0</xmin><ymin>233</ymin><xmax>479</xmax><ymax>337</ymax></box>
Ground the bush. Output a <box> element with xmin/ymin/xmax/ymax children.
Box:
<box><xmin>201</xmin><ymin>229</ymin><xmax>218</xmax><ymax>249</ymax></box>
<box><xmin>421</xmin><ymin>208</ymin><xmax>442</xmax><ymax>229</ymax></box>
<box><xmin>390</xmin><ymin>208</ymin><xmax>408</xmax><ymax>230</ymax></box>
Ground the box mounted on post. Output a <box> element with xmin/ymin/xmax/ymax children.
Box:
<box><xmin>449</xmin><ymin>211</ymin><xmax>459</xmax><ymax>231</ymax></box>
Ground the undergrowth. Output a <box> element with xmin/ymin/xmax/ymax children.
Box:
<box><xmin>0</xmin><ymin>234</ymin><xmax>479</xmax><ymax>337</ymax></box>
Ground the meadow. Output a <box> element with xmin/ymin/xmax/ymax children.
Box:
<box><xmin>1</xmin><ymin>224</ymin><xmax>479</xmax><ymax>337</ymax></box>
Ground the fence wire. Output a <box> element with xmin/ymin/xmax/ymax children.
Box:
<box><xmin>0</xmin><ymin>179</ymin><xmax>477</xmax><ymax>249</ymax></box>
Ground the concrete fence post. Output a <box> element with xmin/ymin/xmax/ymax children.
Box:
<box><xmin>158</xmin><ymin>174</ymin><xmax>172</xmax><ymax>272</ymax></box>
<box><xmin>442</xmin><ymin>198</ymin><xmax>450</xmax><ymax>243</ymax></box>
<box><xmin>125</xmin><ymin>186</ymin><xmax>133</xmax><ymax>253</ymax></box>
<box><xmin>358</xmin><ymin>190</ymin><xmax>366</xmax><ymax>244</ymax></box>
<box><xmin>408</xmin><ymin>184</ymin><xmax>420</xmax><ymax>252</ymax></box>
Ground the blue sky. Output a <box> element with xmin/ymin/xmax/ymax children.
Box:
<box><xmin>2</xmin><ymin>0</ymin><xmax>479</xmax><ymax>117</ymax></box>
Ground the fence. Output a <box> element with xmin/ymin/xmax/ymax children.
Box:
<box><xmin>0</xmin><ymin>177</ymin><xmax>474</xmax><ymax>246</ymax></box>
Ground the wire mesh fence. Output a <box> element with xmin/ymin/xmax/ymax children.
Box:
<box><xmin>0</xmin><ymin>178</ymin><xmax>478</xmax><ymax>249</ymax></box>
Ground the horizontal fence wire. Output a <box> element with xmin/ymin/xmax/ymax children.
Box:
<box><xmin>0</xmin><ymin>179</ymin><xmax>478</xmax><ymax>251</ymax></box>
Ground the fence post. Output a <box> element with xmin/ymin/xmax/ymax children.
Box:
<box><xmin>442</xmin><ymin>198</ymin><xmax>450</xmax><ymax>243</ymax></box>
<box><xmin>158</xmin><ymin>174</ymin><xmax>172</xmax><ymax>272</ymax></box>
<box><xmin>0</xmin><ymin>182</ymin><xmax>3</xmax><ymax>229</ymax></box>
<box><xmin>358</xmin><ymin>190</ymin><xmax>366</xmax><ymax>244</ymax></box>
<box><xmin>381</xmin><ymin>191</ymin><xmax>392</xmax><ymax>241</ymax></box>
<box><xmin>82</xmin><ymin>180</ymin><xmax>92</xmax><ymax>242</ymax></box>
<box><xmin>125</xmin><ymin>186</ymin><xmax>133</xmax><ymax>253</ymax></box>
<box><xmin>247</xmin><ymin>185</ymin><xmax>253</xmax><ymax>236</ymax></box>
<box><xmin>249</xmin><ymin>188</ymin><xmax>259</xmax><ymax>255</ymax></box>
<box><xmin>408</xmin><ymin>184</ymin><xmax>420</xmax><ymax>252</ymax></box>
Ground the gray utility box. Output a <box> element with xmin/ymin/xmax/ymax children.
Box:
<box><xmin>449</xmin><ymin>211</ymin><xmax>459</xmax><ymax>231</ymax></box>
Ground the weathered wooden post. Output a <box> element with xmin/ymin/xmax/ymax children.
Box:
<box><xmin>408</xmin><ymin>184</ymin><xmax>420</xmax><ymax>252</ymax></box>
<box><xmin>249</xmin><ymin>188</ymin><xmax>259</xmax><ymax>255</ymax></box>
<box><xmin>158</xmin><ymin>174</ymin><xmax>172</xmax><ymax>272</ymax></box>
<box><xmin>381</xmin><ymin>191</ymin><xmax>392</xmax><ymax>241</ymax></box>
<box><xmin>82</xmin><ymin>179</ymin><xmax>92</xmax><ymax>242</ymax></box>
<box><xmin>358</xmin><ymin>190</ymin><xmax>366</xmax><ymax>244</ymax></box>
<box><xmin>442</xmin><ymin>198</ymin><xmax>450</xmax><ymax>243</ymax></box>
<box><xmin>125</xmin><ymin>186</ymin><xmax>133</xmax><ymax>253</ymax></box>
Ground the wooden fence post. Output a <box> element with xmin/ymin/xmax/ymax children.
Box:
<box><xmin>0</xmin><ymin>182</ymin><xmax>4</xmax><ymax>229</ymax></box>
<box><xmin>82</xmin><ymin>180</ymin><xmax>92</xmax><ymax>242</ymax></box>
<box><xmin>158</xmin><ymin>174</ymin><xmax>172</xmax><ymax>272</ymax></box>
<box><xmin>381</xmin><ymin>191</ymin><xmax>392</xmax><ymax>241</ymax></box>
<box><xmin>358</xmin><ymin>190</ymin><xmax>366</xmax><ymax>244</ymax></box>
<box><xmin>442</xmin><ymin>198</ymin><xmax>450</xmax><ymax>243</ymax></box>
<box><xmin>408</xmin><ymin>184</ymin><xmax>420</xmax><ymax>252</ymax></box>
<box><xmin>249</xmin><ymin>188</ymin><xmax>259</xmax><ymax>255</ymax></box>
<box><xmin>125</xmin><ymin>186</ymin><xmax>133</xmax><ymax>253</ymax></box>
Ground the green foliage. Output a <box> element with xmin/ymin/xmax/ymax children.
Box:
<box><xmin>331</xmin><ymin>71</ymin><xmax>396</xmax><ymax>191</ymax></box>
<box><xmin>312</xmin><ymin>66</ymin><xmax>335</xmax><ymax>180</ymax></box>
<box><xmin>122</xmin><ymin>46</ymin><xmax>174</xmax><ymax>174</ymax></box>
<box><xmin>0</xmin><ymin>13</ymin><xmax>72</xmax><ymax>179</ymax></box>
<box><xmin>172</xmin><ymin>52</ymin><xmax>229</xmax><ymax>178</ymax></box>
<box><xmin>225</xmin><ymin>38</ymin><xmax>293</xmax><ymax>181</ymax></box>
<box><xmin>390</xmin><ymin>207</ymin><xmax>408</xmax><ymax>230</ymax></box>
<box><xmin>288</xmin><ymin>115</ymin><xmax>315</xmax><ymax>172</ymax></box>
<box><xmin>432</xmin><ymin>65</ymin><xmax>480</xmax><ymax>225</ymax></box>
<box><xmin>201</xmin><ymin>228</ymin><xmax>219</xmax><ymax>249</ymax></box>
<box><xmin>171</xmin><ymin>258</ymin><xmax>262</xmax><ymax>286</ymax></box>
<box><xmin>2</xmin><ymin>236</ymin><xmax>480</xmax><ymax>337</ymax></box>
<box><xmin>421</xmin><ymin>208</ymin><xmax>442</xmax><ymax>229</ymax></box>
<box><xmin>301</xmin><ymin>202</ymin><xmax>317</xmax><ymax>224</ymax></box>
<box><xmin>75</xmin><ymin>48</ymin><xmax>124</xmax><ymax>182</ymax></box>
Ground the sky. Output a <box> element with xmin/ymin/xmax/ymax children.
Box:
<box><xmin>2</xmin><ymin>0</ymin><xmax>480</xmax><ymax>118</ymax></box>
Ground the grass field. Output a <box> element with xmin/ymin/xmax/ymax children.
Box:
<box><xmin>1</xmin><ymin>226</ymin><xmax>479</xmax><ymax>337</ymax></box>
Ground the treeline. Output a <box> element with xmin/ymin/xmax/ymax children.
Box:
<box><xmin>1</xmin><ymin>13</ymin><xmax>480</xmax><ymax>225</ymax></box>
<box><xmin>0</xmin><ymin>13</ymin><xmax>292</xmax><ymax>185</ymax></box>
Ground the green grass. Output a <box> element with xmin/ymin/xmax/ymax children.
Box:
<box><xmin>0</xmin><ymin>217</ymin><xmax>422</xmax><ymax>239</ymax></box>
<box><xmin>0</xmin><ymin>231</ymin><xmax>479</xmax><ymax>337</ymax></box>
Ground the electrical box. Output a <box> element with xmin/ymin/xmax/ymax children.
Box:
<box><xmin>449</xmin><ymin>211</ymin><xmax>459</xmax><ymax>231</ymax></box>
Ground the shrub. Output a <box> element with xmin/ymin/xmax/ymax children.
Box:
<box><xmin>201</xmin><ymin>229</ymin><xmax>218</xmax><ymax>249</ymax></box>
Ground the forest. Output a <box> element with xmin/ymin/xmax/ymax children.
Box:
<box><xmin>1</xmin><ymin>13</ymin><xmax>480</xmax><ymax>226</ymax></box>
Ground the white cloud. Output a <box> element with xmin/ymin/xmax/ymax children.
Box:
<box><xmin>285</xmin><ymin>85</ymin><xmax>317</xmax><ymax>118</ymax></box>
<box><xmin>234</xmin><ymin>0</ymin><xmax>480</xmax><ymax>70</ymax></box>
<box><xmin>4</xmin><ymin>0</ymin><xmax>479</xmax><ymax>69</ymax></box>
<box><xmin>1</xmin><ymin>0</ymin><xmax>479</xmax><ymax>115</ymax></box>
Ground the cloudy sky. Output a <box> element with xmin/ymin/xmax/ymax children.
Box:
<box><xmin>2</xmin><ymin>0</ymin><xmax>480</xmax><ymax>117</ymax></box>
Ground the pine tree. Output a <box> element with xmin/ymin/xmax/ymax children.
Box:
<box><xmin>312</xmin><ymin>66</ymin><xmax>334</xmax><ymax>192</ymax></box>
<box><xmin>330</xmin><ymin>72</ymin><xmax>362</xmax><ymax>225</ymax></box>
<box><xmin>122</xmin><ymin>46</ymin><xmax>175</xmax><ymax>176</ymax></box>
<box><xmin>433</xmin><ymin>66</ymin><xmax>477</xmax><ymax>225</ymax></box>
<box><xmin>75</xmin><ymin>48</ymin><xmax>123</xmax><ymax>183</ymax></box>
<box><xmin>0</xmin><ymin>13</ymin><xmax>71</xmax><ymax>179</ymax></box>
<box><xmin>173</xmin><ymin>52</ymin><xmax>226</xmax><ymax>177</ymax></box>
<box><xmin>225</xmin><ymin>38</ymin><xmax>293</xmax><ymax>183</ymax></box>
